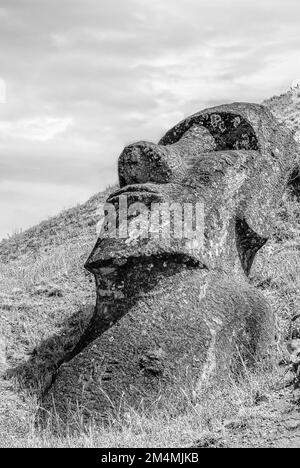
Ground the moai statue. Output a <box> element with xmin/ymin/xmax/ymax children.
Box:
<box><xmin>44</xmin><ymin>103</ymin><xmax>298</xmax><ymax>424</ymax></box>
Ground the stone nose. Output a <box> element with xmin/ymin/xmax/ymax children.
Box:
<box><xmin>118</xmin><ymin>141</ymin><xmax>185</xmax><ymax>188</ymax></box>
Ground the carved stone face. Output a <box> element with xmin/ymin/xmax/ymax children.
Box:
<box><xmin>86</xmin><ymin>102</ymin><xmax>297</xmax><ymax>279</ymax></box>
<box><xmin>47</xmin><ymin>103</ymin><xmax>297</xmax><ymax>422</ymax></box>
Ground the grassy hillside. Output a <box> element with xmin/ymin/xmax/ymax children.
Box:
<box><xmin>263</xmin><ymin>86</ymin><xmax>300</xmax><ymax>142</ymax></box>
<box><xmin>0</xmin><ymin>93</ymin><xmax>299</xmax><ymax>447</ymax></box>
<box><xmin>0</xmin><ymin>187</ymin><xmax>117</xmax><ymax>263</ymax></box>
<box><xmin>0</xmin><ymin>186</ymin><xmax>116</xmax><ymax>446</ymax></box>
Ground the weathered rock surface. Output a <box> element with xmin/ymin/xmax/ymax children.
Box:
<box><xmin>44</xmin><ymin>102</ymin><xmax>299</xmax><ymax>426</ymax></box>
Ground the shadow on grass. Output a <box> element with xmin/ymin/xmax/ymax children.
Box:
<box><xmin>5</xmin><ymin>304</ymin><xmax>95</xmax><ymax>399</ymax></box>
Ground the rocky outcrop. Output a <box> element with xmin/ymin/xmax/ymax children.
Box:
<box><xmin>44</xmin><ymin>102</ymin><xmax>299</xmax><ymax>426</ymax></box>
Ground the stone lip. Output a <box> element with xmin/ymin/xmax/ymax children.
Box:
<box><xmin>85</xmin><ymin>241</ymin><xmax>208</xmax><ymax>274</ymax></box>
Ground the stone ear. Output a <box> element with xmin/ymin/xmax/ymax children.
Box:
<box><xmin>234</xmin><ymin>161</ymin><xmax>298</xmax><ymax>277</ymax></box>
<box><xmin>241</xmin><ymin>168</ymin><xmax>286</xmax><ymax>238</ymax></box>
<box><xmin>242</xmin><ymin>160</ymin><xmax>299</xmax><ymax>239</ymax></box>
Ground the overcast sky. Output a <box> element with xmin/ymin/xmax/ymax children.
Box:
<box><xmin>1</xmin><ymin>0</ymin><xmax>300</xmax><ymax>239</ymax></box>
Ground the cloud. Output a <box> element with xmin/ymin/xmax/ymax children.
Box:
<box><xmin>0</xmin><ymin>116</ymin><xmax>72</xmax><ymax>141</ymax></box>
<box><xmin>0</xmin><ymin>79</ymin><xmax>6</xmax><ymax>104</ymax></box>
<box><xmin>0</xmin><ymin>0</ymin><xmax>300</xmax><ymax>238</ymax></box>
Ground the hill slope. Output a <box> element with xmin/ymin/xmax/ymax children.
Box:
<box><xmin>263</xmin><ymin>86</ymin><xmax>300</xmax><ymax>142</ymax></box>
<box><xmin>0</xmin><ymin>186</ymin><xmax>117</xmax><ymax>263</ymax></box>
<box><xmin>0</xmin><ymin>92</ymin><xmax>299</xmax><ymax>447</ymax></box>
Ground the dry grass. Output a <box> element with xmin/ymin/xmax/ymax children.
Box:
<box><xmin>263</xmin><ymin>87</ymin><xmax>300</xmax><ymax>142</ymax></box>
<box><xmin>5</xmin><ymin>362</ymin><xmax>282</xmax><ymax>448</ymax></box>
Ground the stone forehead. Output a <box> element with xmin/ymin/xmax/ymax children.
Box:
<box><xmin>160</xmin><ymin>103</ymin><xmax>271</xmax><ymax>144</ymax></box>
<box><xmin>159</xmin><ymin>102</ymin><xmax>297</xmax><ymax>164</ymax></box>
